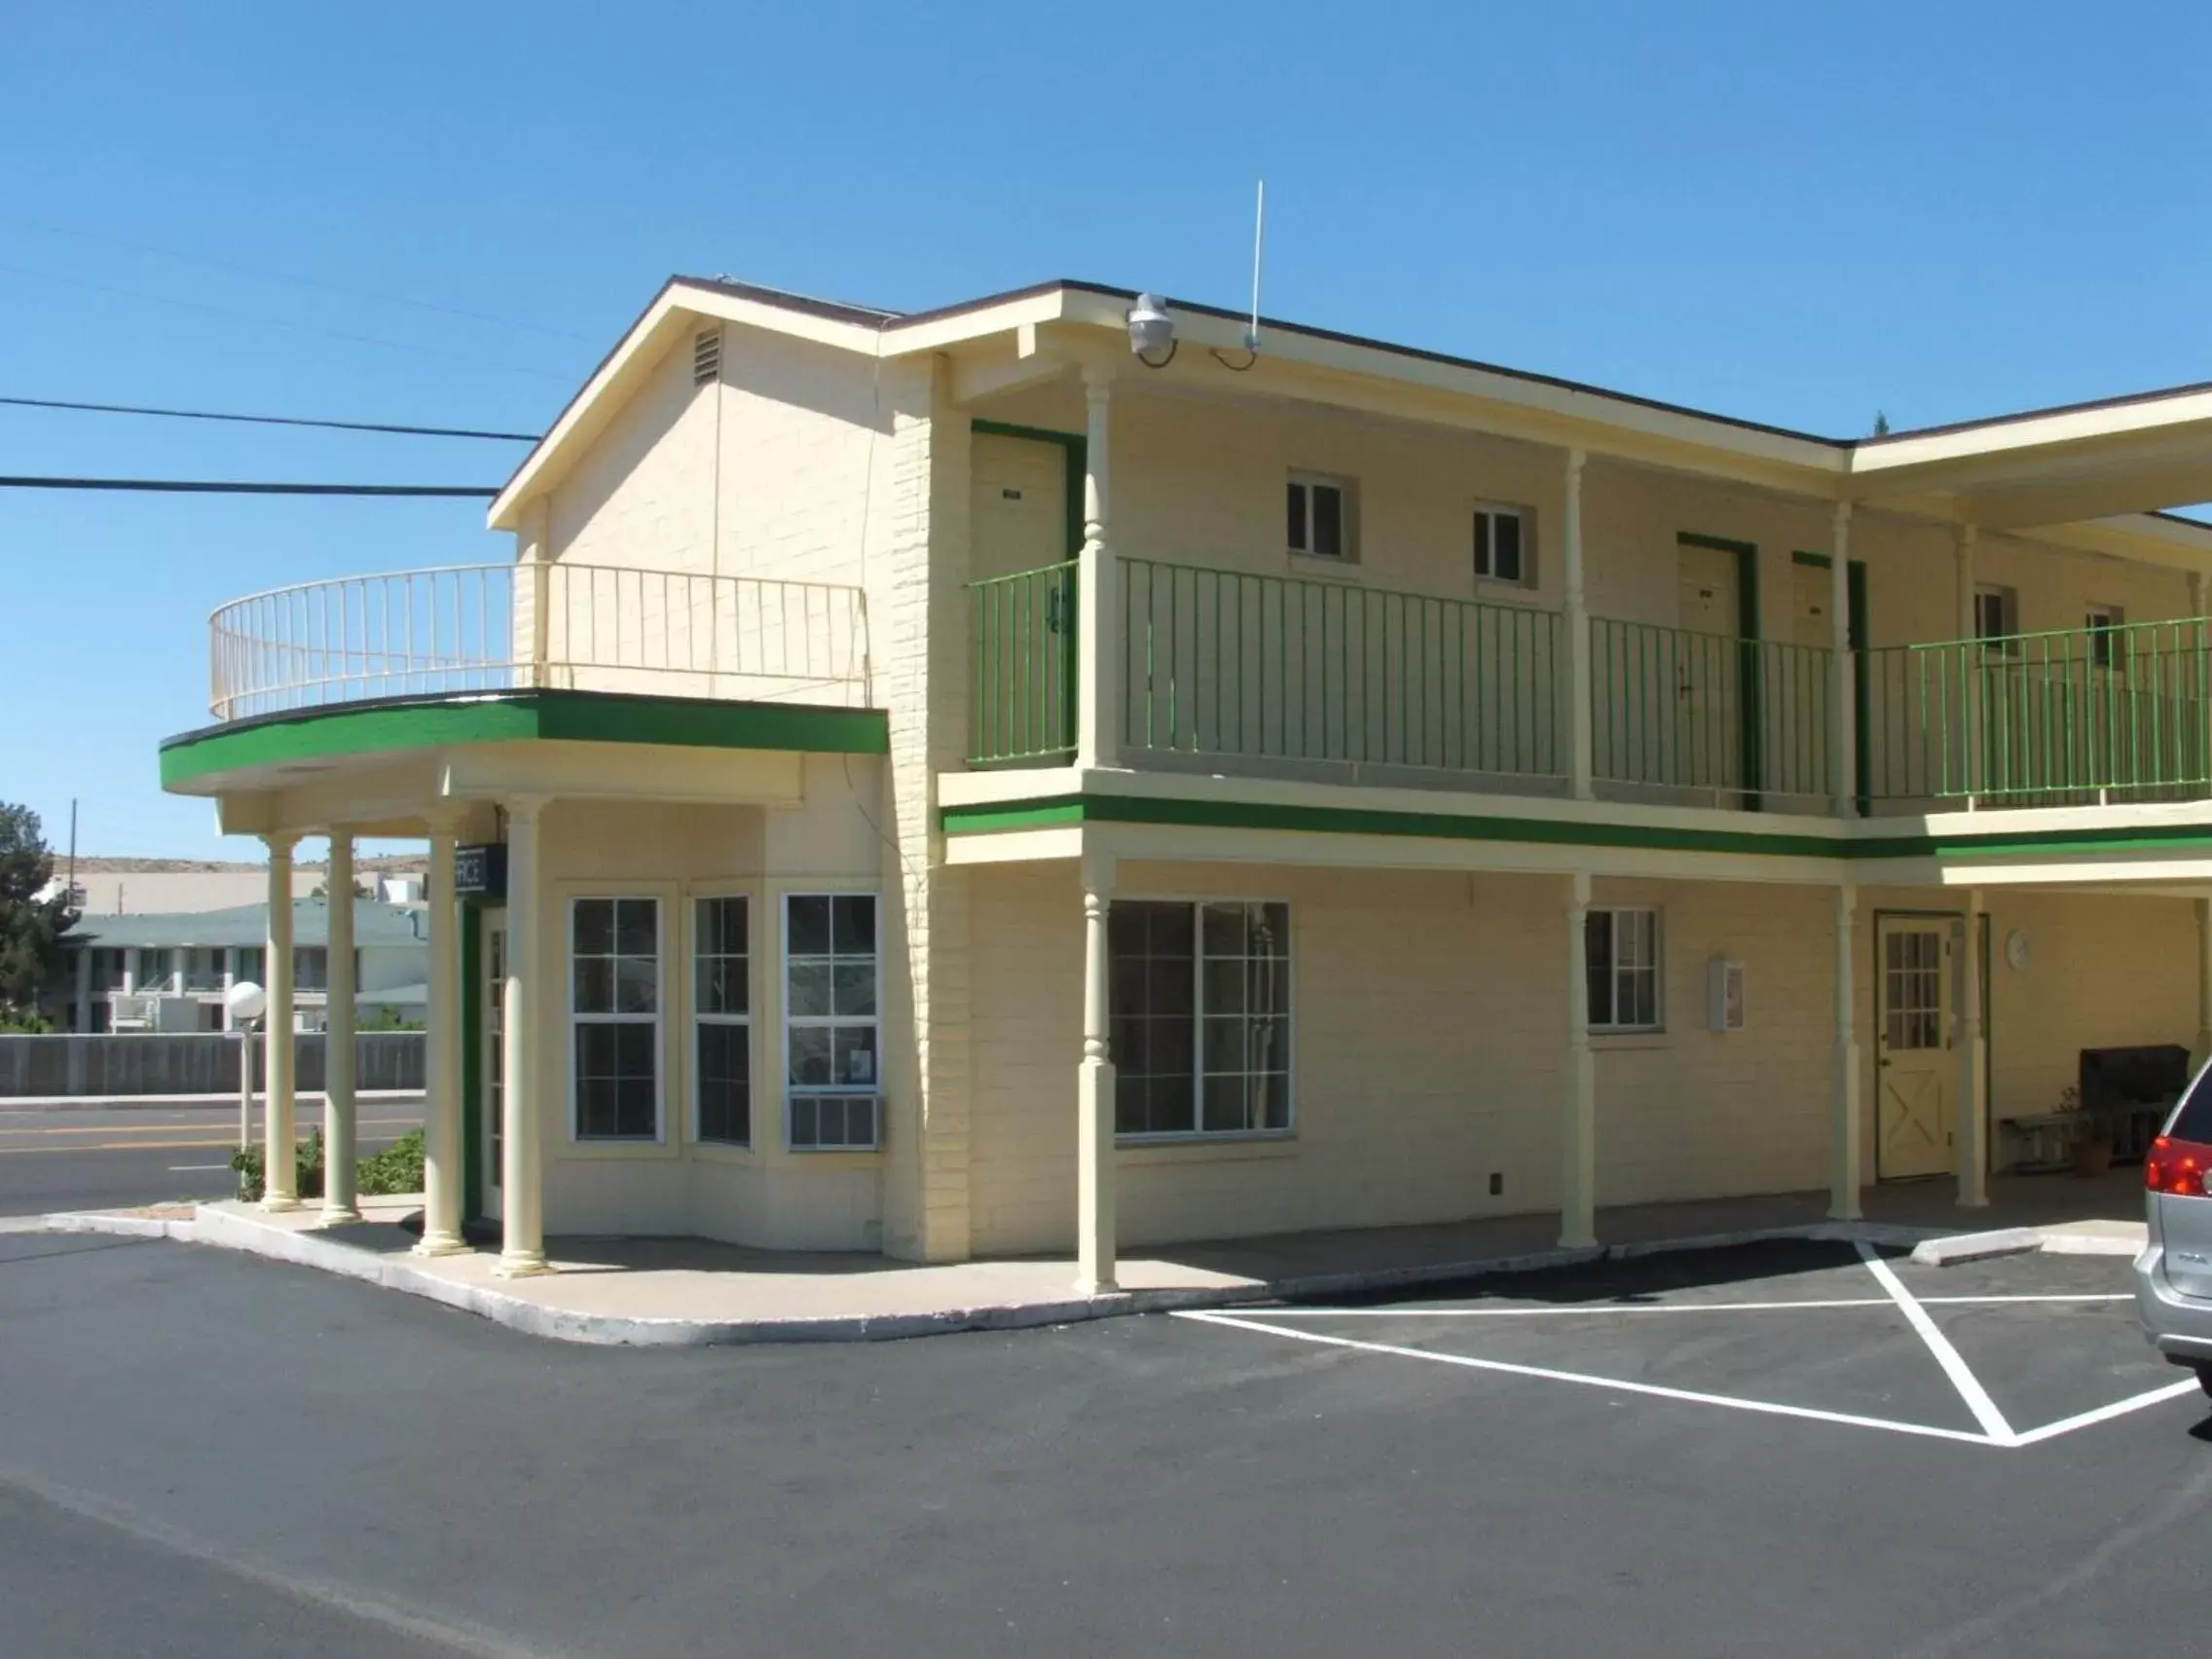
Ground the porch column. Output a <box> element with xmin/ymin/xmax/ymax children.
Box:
<box><xmin>1076</xmin><ymin>852</ymin><xmax>1118</xmax><ymax>1294</ymax></box>
<box><xmin>414</xmin><ymin>820</ymin><xmax>468</xmax><ymax>1255</ymax></box>
<box><xmin>1564</xmin><ymin>446</ymin><xmax>1594</xmax><ymax>800</ymax></box>
<box><xmin>1957</xmin><ymin>888</ymin><xmax>1989</xmax><ymax>1207</ymax></box>
<box><xmin>260</xmin><ymin>832</ymin><xmax>300</xmax><ymax>1211</ymax></box>
<box><xmin>1076</xmin><ymin>367</ymin><xmax>1120</xmax><ymax>772</ymax></box>
<box><xmin>1561</xmin><ymin>869</ymin><xmax>1597</xmax><ymax>1248</ymax></box>
<box><xmin>2193</xmin><ymin>898</ymin><xmax>2212</xmax><ymax>1073</ymax></box>
<box><xmin>1955</xmin><ymin>525</ymin><xmax>1980</xmax><ymax>806</ymax></box>
<box><xmin>498</xmin><ymin>795</ymin><xmax>550</xmax><ymax>1276</ymax></box>
<box><xmin>1829</xmin><ymin>883</ymin><xmax>1862</xmax><ymax>1219</ymax></box>
<box><xmin>1830</xmin><ymin>502</ymin><xmax>1857</xmax><ymax>818</ymax></box>
<box><xmin>321</xmin><ymin>829</ymin><xmax>360</xmax><ymax>1226</ymax></box>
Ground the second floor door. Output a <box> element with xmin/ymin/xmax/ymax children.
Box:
<box><xmin>972</xmin><ymin>429</ymin><xmax>1078</xmax><ymax>762</ymax></box>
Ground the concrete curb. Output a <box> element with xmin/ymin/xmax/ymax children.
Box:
<box><xmin>40</xmin><ymin>1205</ymin><xmax>1966</xmax><ymax>1346</ymax></box>
<box><xmin>1909</xmin><ymin>1229</ymin><xmax>2046</xmax><ymax>1267</ymax></box>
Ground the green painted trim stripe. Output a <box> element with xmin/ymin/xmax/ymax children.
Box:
<box><xmin>1677</xmin><ymin>530</ymin><xmax>1758</xmax><ymax>557</ymax></box>
<box><xmin>160</xmin><ymin>690</ymin><xmax>889</xmax><ymax>787</ymax></box>
<box><xmin>940</xmin><ymin>791</ymin><xmax>2212</xmax><ymax>863</ymax></box>
<box><xmin>1792</xmin><ymin>549</ymin><xmax>1832</xmax><ymax>569</ymax></box>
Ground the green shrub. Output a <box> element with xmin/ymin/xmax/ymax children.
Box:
<box><xmin>230</xmin><ymin>1127</ymin><xmax>423</xmax><ymax>1202</ymax></box>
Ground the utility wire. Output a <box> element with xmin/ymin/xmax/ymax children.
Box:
<box><xmin>0</xmin><ymin>476</ymin><xmax>498</xmax><ymax>498</ymax></box>
<box><xmin>0</xmin><ymin>393</ymin><xmax>539</xmax><ymax>443</ymax></box>
<box><xmin>9</xmin><ymin>215</ymin><xmax>596</xmax><ymax>343</ymax></box>
<box><xmin>0</xmin><ymin>262</ymin><xmax>572</xmax><ymax>383</ymax></box>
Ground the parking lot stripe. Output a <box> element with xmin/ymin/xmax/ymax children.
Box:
<box><xmin>1856</xmin><ymin>1243</ymin><xmax>2016</xmax><ymax>1444</ymax></box>
<box><xmin>2005</xmin><ymin>1381</ymin><xmax>2203</xmax><ymax>1447</ymax></box>
<box><xmin>1247</xmin><ymin>1293</ymin><xmax>2132</xmax><ymax>1318</ymax></box>
<box><xmin>1174</xmin><ymin>1309</ymin><xmax>2000</xmax><ymax>1447</ymax></box>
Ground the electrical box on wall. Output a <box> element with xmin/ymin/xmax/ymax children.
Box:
<box><xmin>1708</xmin><ymin>959</ymin><xmax>1746</xmax><ymax>1032</ymax></box>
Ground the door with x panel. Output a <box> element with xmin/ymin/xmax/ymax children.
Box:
<box><xmin>1876</xmin><ymin>917</ymin><xmax>1953</xmax><ymax>1179</ymax></box>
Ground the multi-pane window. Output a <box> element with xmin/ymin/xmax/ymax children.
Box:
<box><xmin>1286</xmin><ymin>472</ymin><xmax>1352</xmax><ymax>560</ymax></box>
<box><xmin>785</xmin><ymin>894</ymin><xmax>879</xmax><ymax>1150</ymax></box>
<box><xmin>571</xmin><ymin>897</ymin><xmax>660</xmax><ymax>1140</ymax></box>
<box><xmin>1587</xmin><ymin>908</ymin><xmax>1661</xmax><ymax>1032</ymax></box>
<box><xmin>1883</xmin><ymin>930</ymin><xmax>1944</xmax><ymax>1051</ymax></box>
<box><xmin>1473</xmin><ymin>504</ymin><xmax>1530</xmax><ymax>585</ymax></box>
<box><xmin>695</xmin><ymin>896</ymin><xmax>752</xmax><ymax>1147</ymax></box>
<box><xmin>1110</xmin><ymin>900</ymin><xmax>1292</xmax><ymax>1138</ymax></box>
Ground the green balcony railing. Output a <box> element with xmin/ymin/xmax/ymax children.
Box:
<box><xmin>1121</xmin><ymin>559</ymin><xmax>1563</xmax><ymax>776</ymax></box>
<box><xmin>969</xmin><ymin>560</ymin><xmax>1078</xmax><ymax>764</ymax></box>
<box><xmin>1864</xmin><ymin>617</ymin><xmax>2212</xmax><ymax>805</ymax></box>
<box><xmin>1591</xmin><ymin>618</ymin><xmax>1832</xmax><ymax>803</ymax></box>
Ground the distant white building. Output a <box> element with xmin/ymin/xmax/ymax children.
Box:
<box><xmin>52</xmin><ymin>899</ymin><xmax>429</xmax><ymax>1033</ymax></box>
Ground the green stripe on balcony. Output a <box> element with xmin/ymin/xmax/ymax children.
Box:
<box><xmin>940</xmin><ymin>792</ymin><xmax>2212</xmax><ymax>862</ymax></box>
<box><xmin>160</xmin><ymin>689</ymin><xmax>888</xmax><ymax>788</ymax></box>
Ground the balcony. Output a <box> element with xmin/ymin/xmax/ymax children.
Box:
<box><xmin>966</xmin><ymin>557</ymin><xmax>2212</xmax><ymax>818</ymax></box>
<box><xmin>207</xmin><ymin>563</ymin><xmax>871</xmax><ymax>722</ymax></box>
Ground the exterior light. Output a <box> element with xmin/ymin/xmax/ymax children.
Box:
<box><xmin>227</xmin><ymin>979</ymin><xmax>268</xmax><ymax>1024</ymax></box>
<box><xmin>1127</xmin><ymin>293</ymin><xmax>1177</xmax><ymax>366</ymax></box>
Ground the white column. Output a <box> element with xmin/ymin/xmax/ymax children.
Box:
<box><xmin>1955</xmin><ymin>524</ymin><xmax>1980</xmax><ymax>806</ymax></box>
<box><xmin>1957</xmin><ymin>888</ymin><xmax>1988</xmax><ymax>1206</ymax></box>
<box><xmin>1075</xmin><ymin>367</ymin><xmax>1119</xmax><ymax>772</ymax></box>
<box><xmin>415</xmin><ymin>822</ymin><xmax>467</xmax><ymax>1255</ymax></box>
<box><xmin>1829</xmin><ymin>883</ymin><xmax>1862</xmax><ymax>1220</ymax></box>
<box><xmin>498</xmin><ymin>796</ymin><xmax>550</xmax><ymax>1276</ymax></box>
<box><xmin>2193</xmin><ymin>899</ymin><xmax>2212</xmax><ymax>1074</ymax></box>
<box><xmin>1564</xmin><ymin>446</ymin><xmax>1594</xmax><ymax>800</ymax></box>
<box><xmin>1076</xmin><ymin>852</ymin><xmax>1118</xmax><ymax>1294</ymax></box>
<box><xmin>1561</xmin><ymin>869</ymin><xmax>1597</xmax><ymax>1248</ymax></box>
<box><xmin>1830</xmin><ymin>502</ymin><xmax>1857</xmax><ymax>818</ymax></box>
<box><xmin>322</xmin><ymin>830</ymin><xmax>360</xmax><ymax>1225</ymax></box>
<box><xmin>260</xmin><ymin>832</ymin><xmax>300</xmax><ymax>1211</ymax></box>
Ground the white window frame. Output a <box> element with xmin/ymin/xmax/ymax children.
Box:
<box><xmin>1286</xmin><ymin>471</ymin><xmax>1356</xmax><ymax>563</ymax></box>
<box><xmin>782</xmin><ymin>891</ymin><xmax>882</xmax><ymax>1153</ymax></box>
<box><xmin>1110</xmin><ymin>896</ymin><xmax>1297</xmax><ymax>1144</ymax></box>
<box><xmin>567</xmin><ymin>894</ymin><xmax>666</xmax><ymax>1145</ymax></box>
<box><xmin>1472</xmin><ymin>500</ymin><xmax>1534</xmax><ymax>587</ymax></box>
<box><xmin>1588</xmin><ymin>907</ymin><xmax>1663</xmax><ymax>1034</ymax></box>
<box><xmin>690</xmin><ymin>891</ymin><xmax>755</xmax><ymax>1150</ymax></box>
<box><xmin>2085</xmin><ymin>603</ymin><xmax>2124</xmax><ymax>671</ymax></box>
<box><xmin>1973</xmin><ymin>584</ymin><xmax>2019</xmax><ymax>652</ymax></box>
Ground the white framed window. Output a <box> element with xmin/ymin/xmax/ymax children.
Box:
<box><xmin>694</xmin><ymin>895</ymin><xmax>753</xmax><ymax>1147</ymax></box>
<box><xmin>2085</xmin><ymin>603</ymin><xmax>2124</xmax><ymax>670</ymax></box>
<box><xmin>570</xmin><ymin>896</ymin><xmax>662</xmax><ymax>1141</ymax></box>
<box><xmin>1110</xmin><ymin>899</ymin><xmax>1292</xmax><ymax>1139</ymax></box>
<box><xmin>784</xmin><ymin>893</ymin><xmax>880</xmax><ymax>1151</ymax></box>
<box><xmin>1973</xmin><ymin>584</ymin><xmax>2019</xmax><ymax>651</ymax></box>
<box><xmin>1473</xmin><ymin>503</ymin><xmax>1532</xmax><ymax>586</ymax></box>
<box><xmin>1587</xmin><ymin>907</ymin><xmax>1662</xmax><ymax>1033</ymax></box>
<box><xmin>1286</xmin><ymin>471</ymin><xmax>1355</xmax><ymax>561</ymax></box>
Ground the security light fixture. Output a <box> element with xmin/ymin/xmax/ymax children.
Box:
<box><xmin>1127</xmin><ymin>293</ymin><xmax>1177</xmax><ymax>367</ymax></box>
<box><xmin>226</xmin><ymin>979</ymin><xmax>268</xmax><ymax>1025</ymax></box>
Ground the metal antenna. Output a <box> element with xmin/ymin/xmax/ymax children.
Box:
<box><xmin>1245</xmin><ymin>179</ymin><xmax>1267</xmax><ymax>351</ymax></box>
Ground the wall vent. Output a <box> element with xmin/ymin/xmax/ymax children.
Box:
<box><xmin>692</xmin><ymin>327</ymin><xmax>722</xmax><ymax>386</ymax></box>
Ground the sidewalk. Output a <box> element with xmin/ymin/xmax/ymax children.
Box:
<box><xmin>0</xmin><ymin>1089</ymin><xmax>424</xmax><ymax>1110</ymax></box>
<box><xmin>44</xmin><ymin>1171</ymin><xmax>2147</xmax><ymax>1346</ymax></box>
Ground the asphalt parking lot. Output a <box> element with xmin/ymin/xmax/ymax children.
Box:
<box><xmin>4</xmin><ymin>1230</ymin><xmax>2209</xmax><ymax>1657</ymax></box>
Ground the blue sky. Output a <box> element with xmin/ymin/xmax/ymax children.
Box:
<box><xmin>6</xmin><ymin>1</ymin><xmax>2210</xmax><ymax>861</ymax></box>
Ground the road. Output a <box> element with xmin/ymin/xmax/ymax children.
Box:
<box><xmin>0</xmin><ymin>1233</ymin><xmax>2206</xmax><ymax>1657</ymax></box>
<box><xmin>0</xmin><ymin>1097</ymin><xmax>423</xmax><ymax>1218</ymax></box>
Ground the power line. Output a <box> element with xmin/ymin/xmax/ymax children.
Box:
<box><xmin>0</xmin><ymin>476</ymin><xmax>498</xmax><ymax>498</ymax></box>
<box><xmin>0</xmin><ymin>262</ymin><xmax>573</xmax><ymax>384</ymax></box>
<box><xmin>0</xmin><ymin>394</ymin><xmax>539</xmax><ymax>443</ymax></box>
<box><xmin>9</xmin><ymin>215</ymin><xmax>596</xmax><ymax>344</ymax></box>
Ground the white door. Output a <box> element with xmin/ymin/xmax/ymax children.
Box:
<box><xmin>1876</xmin><ymin>917</ymin><xmax>1953</xmax><ymax>1180</ymax></box>
<box><xmin>1676</xmin><ymin>542</ymin><xmax>1742</xmax><ymax>791</ymax></box>
<box><xmin>482</xmin><ymin>910</ymin><xmax>506</xmax><ymax>1220</ymax></box>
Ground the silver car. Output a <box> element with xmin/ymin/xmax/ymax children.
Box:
<box><xmin>2134</xmin><ymin>1078</ymin><xmax>2212</xmax><ymax>1394</ymax></box>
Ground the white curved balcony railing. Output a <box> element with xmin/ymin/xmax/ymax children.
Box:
<box><xmin>208</xmin><ymin>563</ymin><xmax>871</xmax><ymax>721</ymax></box>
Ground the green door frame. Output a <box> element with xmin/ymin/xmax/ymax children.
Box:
<box><xmin>1678</xmin><ymin>532</ymin><xmax>1762</xmax><ymax>811</ymax></box>
<box><xmin>461</xmin><ymin>900</ymin><xmax>484</xmax><ymax>1223</ymax></box>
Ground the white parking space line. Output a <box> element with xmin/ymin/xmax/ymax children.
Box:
<box><xmin>1173</xmin><ymin>1309</ymin><xmax>2001</xmax><ymax>1447</ymax></box>
<box><xmin>166</xmin><ymin>1163</ymin><xmax>231</xmax><ymax>1172</ymax></box>
<box><xmin>1857</xmin><ymin>1243</ymin><xmax>2016</xmax><ymax>1442</ymax></box>
<box><xmin>2007</xmin><ymin>1381</ymin><xmax>2203</xmax><ymax>1446</ymax></box>
<box><xmin>1249</xmin><ymin>1293</ymin><xmax>2133</xmax><ymax>1318</ymax></box>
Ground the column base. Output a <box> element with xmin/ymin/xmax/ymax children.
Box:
<box><xmin>260</xmin><ymin>1194</ymin><xmax>302</xmax><ymax>1214</ymax></box>
<box><xmin>496</xmin><ymin>1251</ymin><xmax>552</xmax><ymax>1278</ymax></box>
<box><xmin>412</xmin><ymin>1231</ymin><xmax>470</xmax><ymax>1258</ymax></box>
<box><xmin>1074</xmin><ymin>1274</ymin><xmax>1119</xmax><ymax>1297</ymax></box>
<box><xmin>1558</xmin><ymin>1229</ymin><xmax>1598</xmax><ymax>1251</ymax></box>
<box><xmin>317</xmin><ymin>1203</ymin><xmax>362</xmax><ymax>1228</ymax></box>
<box><xmin>1826</xmin><ymin>1198</ymin><xmax>1863</xmax><ymax>1223</ymax></box>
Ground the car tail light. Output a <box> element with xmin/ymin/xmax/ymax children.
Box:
<box><xmin>2146</xmin><ymin>1136</ymin><xmax>2212</xmax><ymax>1195</ymax></box>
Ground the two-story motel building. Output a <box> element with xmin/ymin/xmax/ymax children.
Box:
<box><xmin>160</xmin><ymin>276</ymin><xmax>2212</xmax><ymax>1283</ymax></box>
